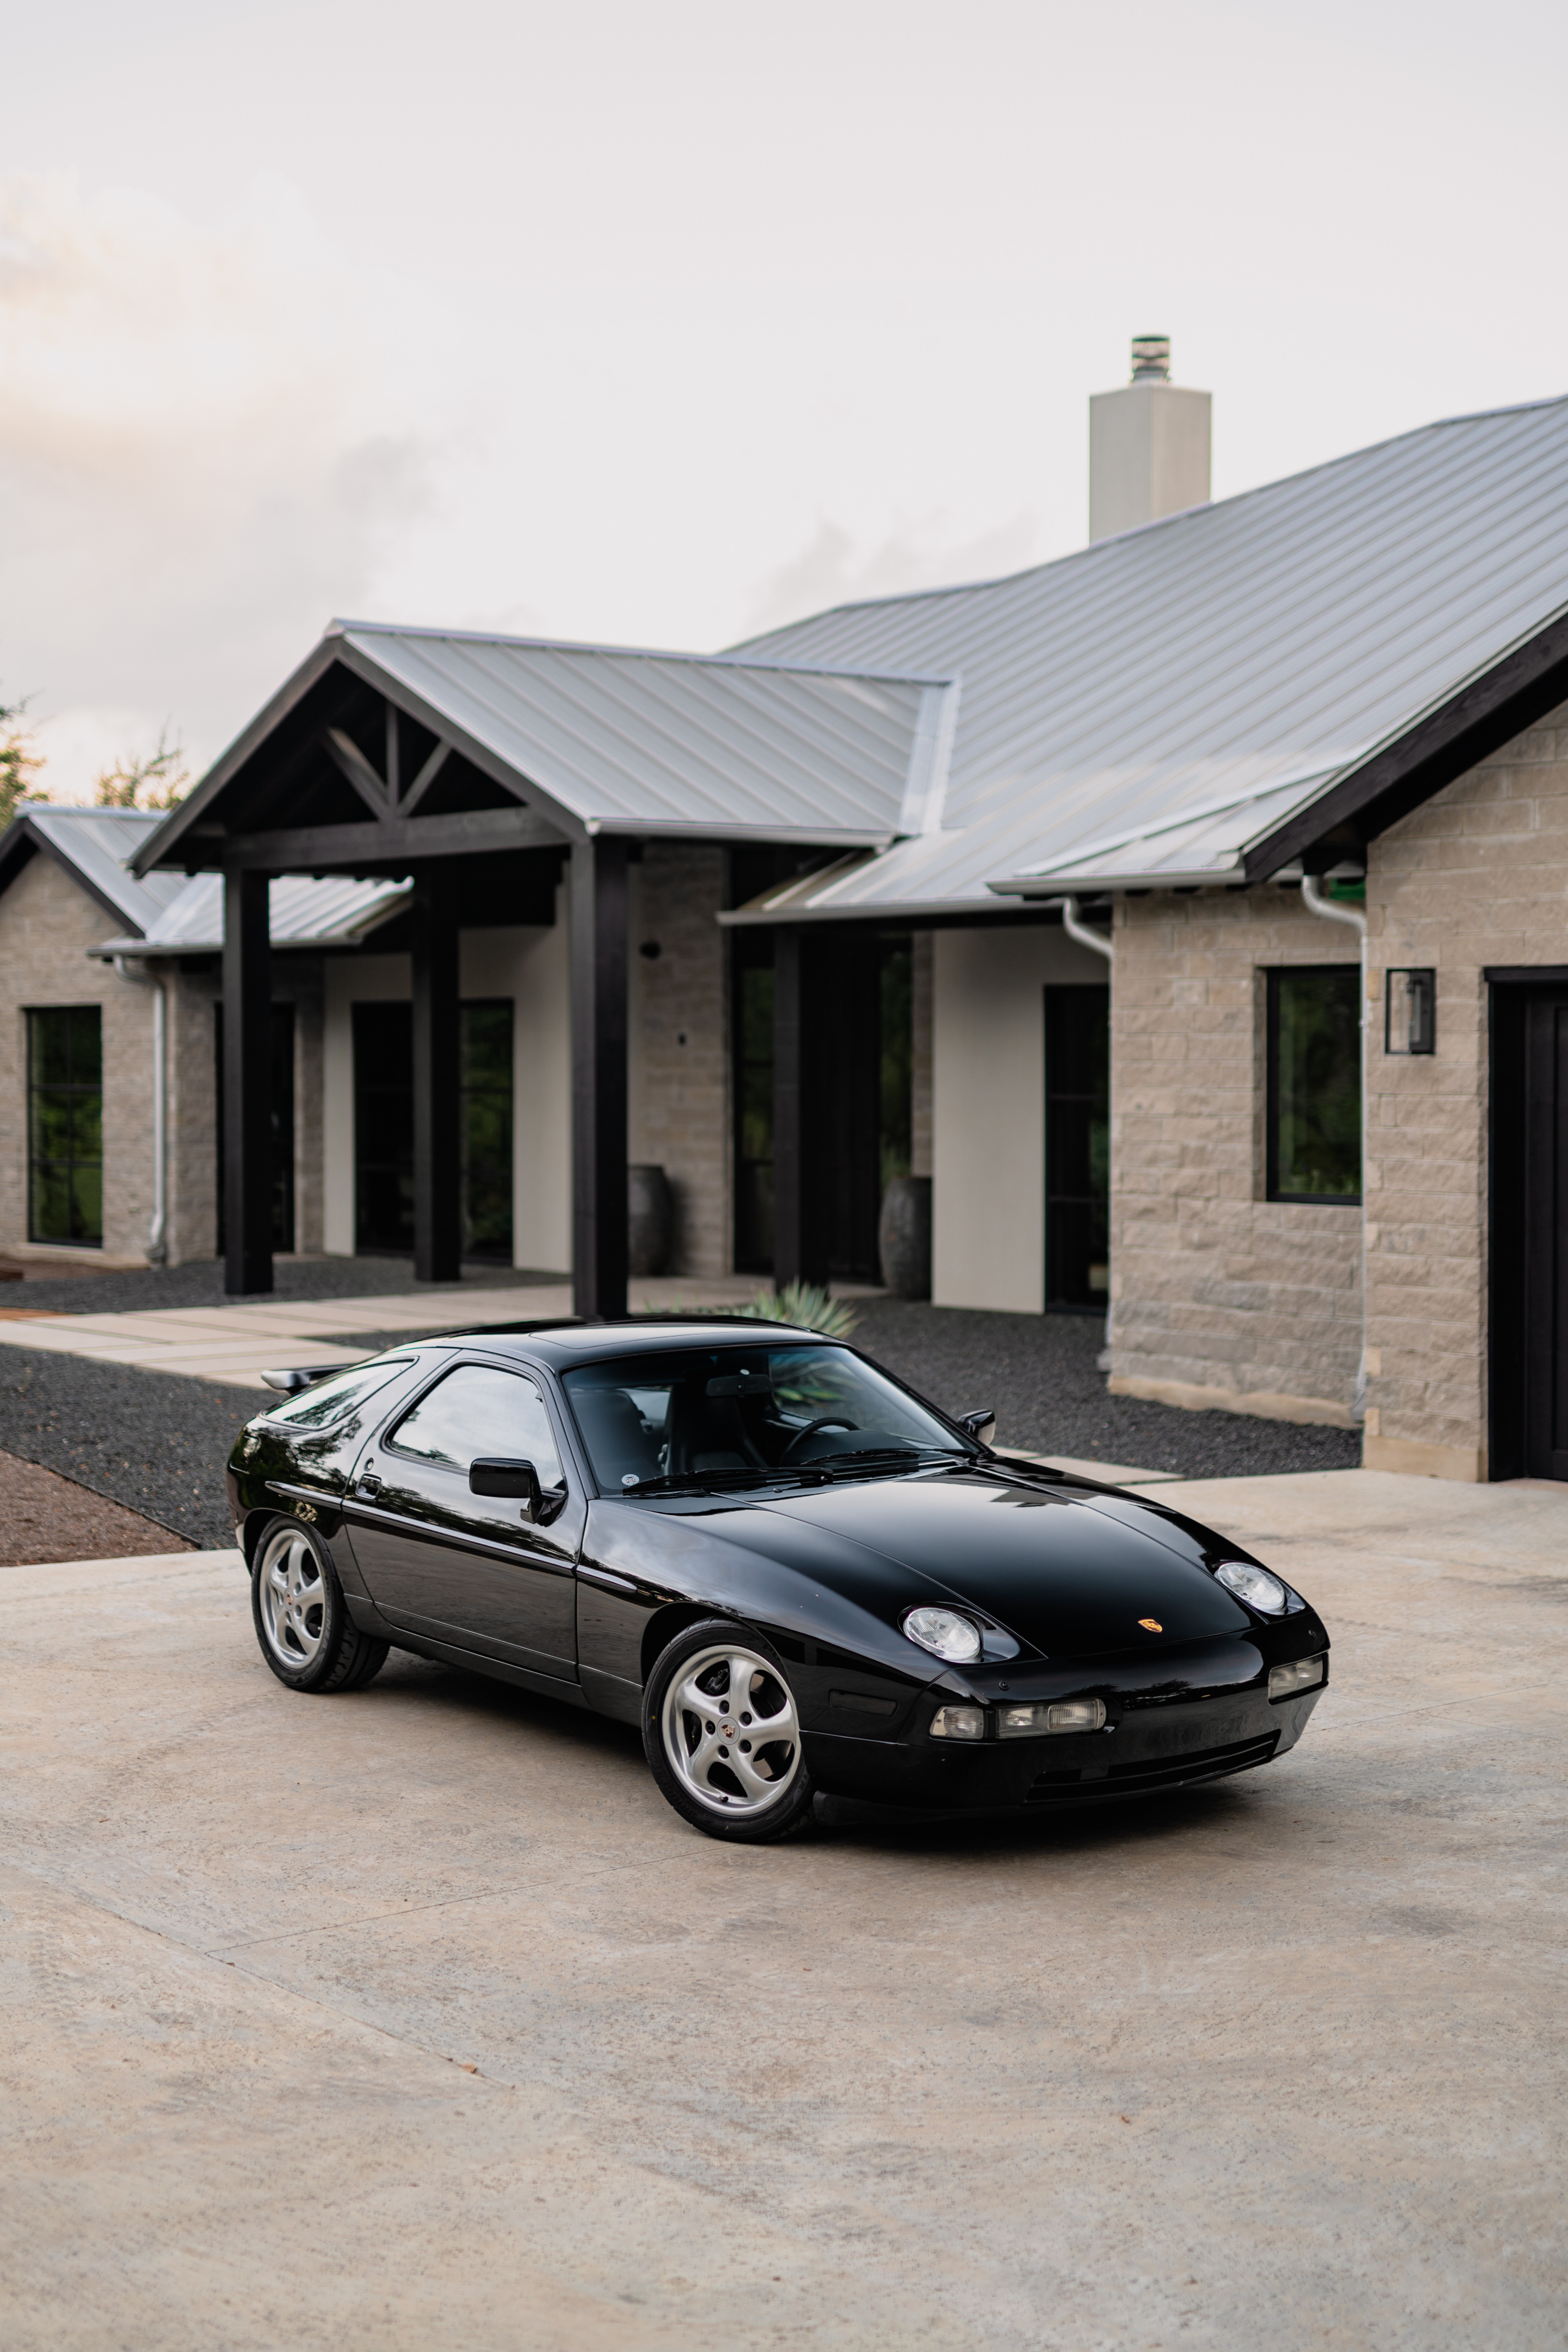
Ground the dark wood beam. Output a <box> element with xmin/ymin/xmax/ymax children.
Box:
<box><xmin>190</xmin><ymin>806</ymin><xmax>569</xmax><ymax>873</ymax></box>
<box><xmin>399</xmin><ymin>738</ymin><xmax>451</xmax><ymax>815</ymax></box>
<box><xmin>324</xmin><ymin>726</ymin><xmax>393</xmax><ymax>817</ymax></box>
<box><xmin>385</xmin><ymin>703</ymin><xmax>401</xmax><ymax>806</ymax></box>
<box><xmin>412</xmin><ymin>869</ymin><xmax>462</xmax><ymax>1283</ymax></box>
<box><xmin>570</xmin><ymin>836</ymin><xmax>629</xmax><ymax>1319</ymax></box>
<box><xmin>222</xmin><ymin>867</ymin><xmax>274</xmax><ymax>1296</ymax></box>
<box><xmin>771</xmin><ymin>926</ymin><xmax>830</xmax><ymax>1289</ymax></box>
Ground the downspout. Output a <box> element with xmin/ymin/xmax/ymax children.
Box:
<box><xmin>1299</xmin><ymin>877</ymin><xmax>1368</xmax><ymax>1419</ymax></box>
<box><xmin>1052</xmin><ymin>895</ymin><xmax>1115</xmax><ymax>965</ymax></box>
<box><xmin>113</xmin><ymin>955</ymin><xmax>168</xmax><ymax>1266</ymax></box>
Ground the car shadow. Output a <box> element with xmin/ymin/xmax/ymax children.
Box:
<box><xmin>365</xmin><ymin>1648</ymin><xmax>1292</xmax><ymax>1860</ymax></box>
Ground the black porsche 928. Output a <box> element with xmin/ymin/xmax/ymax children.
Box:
<box><xmin>227</xmin><ymin>1318</ymin><xmax>1330</xmax><ymax>1843</ymax></box>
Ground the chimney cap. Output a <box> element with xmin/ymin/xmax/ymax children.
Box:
<box><xmin>1130</xmin><ymin>334</ymin><xmax>1171</xmax><ymax>383</ymax></box>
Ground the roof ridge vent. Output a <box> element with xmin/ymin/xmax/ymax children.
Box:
<box><xmin>1130</xmin><ymin>334</ymin><xmax>1171</xmax><ymax>383</ymax></box>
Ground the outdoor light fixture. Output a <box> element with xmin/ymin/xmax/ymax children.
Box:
<box><xmin>1268</xmin><ymin>1657</ymin><xmax>1327</xmax><ymax>1700</ymax></box>
<box><xmin>1385</xmin><ymin>967</ymin><xmax>1436</xmax><ymax>1054</ymax></box>
<box><xmin>1215</xmin><ymin>1559</ymin><xmax>1289</xmax><ymax>1614</ymax></box>
<box><xmin>996</xmin><ymin>1699</ymin><xmax>1107</xmax><ymax>1738</ymax></box>
<box><xmin>928</xmin><ymin>1704</ymin><xmax>986</xmax><ymax>1739</ymax></box>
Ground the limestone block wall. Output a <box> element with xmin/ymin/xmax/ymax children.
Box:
<box><xmin>627</xmin><ymin>844</ymin><xmax>730</xmax><ymax>1277</ymax></box>
<box><xmin>1361</xmin><ymin>696</ymin><xmax>1568</xmax><ymax>1481</ymax></box>
<box><xmin>164</xmin><ymin>958</ymin><xmax>219</xmax><ymax>1265</ymax></box>
<box><xmin>1107</xmin><ymin>887</ymin><xmax>1363</xmax><ymax>1422</ymax></box>
<box><xmin>0</xmin><ymin>851</ymin><xmax>158</xmax><ymax>1263</ymax></box>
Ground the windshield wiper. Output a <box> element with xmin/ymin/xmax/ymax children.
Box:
<box><xmin>809</xmin><ymin>1445</ymin><xmax>975</xmax><ymax>1475</ymax></box>
<box><xmin>616</xmin><ymin>1466</ymin><xmax>822</xmax><ymax>1498</ymax></box>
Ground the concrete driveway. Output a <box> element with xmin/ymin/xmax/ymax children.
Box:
<box><xmin>3</xmin><ymin>1468</ymin><xmax>1566</xmax><ymax>2351</ymax></box>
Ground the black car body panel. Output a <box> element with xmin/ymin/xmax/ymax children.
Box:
<box><xmin>227</xmin><ymin>1319</ymin><xmax>1331</xmax><ymax>1816</ymax></box>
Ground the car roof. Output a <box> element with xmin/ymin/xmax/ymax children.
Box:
<box><xmin>414</xmin><ymin>1317</ymin><xmax>835</xmax><ymax>1367</ymax></box>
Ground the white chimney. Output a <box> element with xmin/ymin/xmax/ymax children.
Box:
<box><xmin>1088</xmin><ymin>336</ymin><xmax>1211</xmax><ymax>543</ymax></box>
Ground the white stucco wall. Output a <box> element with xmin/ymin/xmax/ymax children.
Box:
<box><xmin>319</xmin><ymin>900</ymin><xmax>571</xmax><ymax>1270</ymax></box>
<box><xmin>931</xmin><ymin>923</ymin><xmax>1109</xmax><ymax>1312</ymax></box>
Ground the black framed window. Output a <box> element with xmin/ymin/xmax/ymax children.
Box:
<box><xmin>27</xmin><ymin>1006</ymin><xmax>103</xmax><ymax>1245</ymax></box>
<box><xmin>1045</xmin><ymin>984</ymin><xmax>1110</xmax><ymax>1308</ymax></box>
<box><xmin>731</xmin><ymin>932</ymin><xmax>775</xmax><ymax>1272</ymax></box>
<box><xmin>1266</xmin><ymin>966</ymin><xmax>1361</xmax><ymax>1203</ymax></box>
<box><xmin>353</xmin><ymin>1002</ymin><xmax>414</xmax><ymax>1254</ymax></box>
<box><xmin>461</xmin><ymin>1000</ymin><xmax>514</xmax><ymax>1262</ymax></box>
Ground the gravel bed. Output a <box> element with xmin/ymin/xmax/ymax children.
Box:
<box><xmin>0</xmin><ymin>1350</ymin><xmax>259</xmax><ymax>1548</ymax></box>
<box><xmin>0</xmin><ymin>1257</ymin><xmax>564</xmax><ymax>1318</ymax></box>
<box><xmin>844</xmin><ymin>1299</ymin><xmax>1363</xmax><ymax>1479</ymax></box>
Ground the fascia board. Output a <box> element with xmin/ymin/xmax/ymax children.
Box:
<box><xmin>1243</xmin><ymin>599</ymin><xmax>1568</xmax><ymax>879</ymax></box>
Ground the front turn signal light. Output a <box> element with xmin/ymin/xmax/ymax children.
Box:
<box><xmin>997</xmin><ymin>1698</ymin><xmax>1107</xmax><ymax>1738</ymax></box>
<box><xmin>1268</xmin><ymin>1656</ymin><xmax>1326</xmax><ymax>1700</ymax></box>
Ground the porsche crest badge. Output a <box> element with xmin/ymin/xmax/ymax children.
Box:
<box><xmin>1138</xmin><ymin>1617</ymin><xmax>1162</xmax><ymax>1632</ymax></box>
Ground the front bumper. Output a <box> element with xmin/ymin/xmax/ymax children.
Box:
<box><xmin>802</xmin><ymin>1669</ymin><xmax>1326</xmax><ymax>1811</ymax></box>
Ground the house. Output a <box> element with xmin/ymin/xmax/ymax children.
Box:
<box><xmin>5</xmin><ymin>350</ymin><xmax>1567</xmax><ymax>1485</ymax></box>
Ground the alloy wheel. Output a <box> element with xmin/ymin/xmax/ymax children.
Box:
<box><xmin>660</xmin><ymin>1642</ymin><xmax>801</xmax><ymax>1816</ymax></box>
<box><xmin>256</xmin><ymin>1526</ymin><xmax>329</xmax><ymax>1671</ymax></box>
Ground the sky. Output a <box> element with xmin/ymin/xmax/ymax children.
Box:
<box><xmin>4</xmin><ymin>0</ymin><xmax>1567</xmax><ymax>798</ymax></box>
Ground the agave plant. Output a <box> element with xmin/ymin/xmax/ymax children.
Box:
<box><xmin>736</xmin><ymin>1280</ymin><xmax>858</xmax><ymax>1340</ymax></box>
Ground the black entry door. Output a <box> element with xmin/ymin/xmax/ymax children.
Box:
<box><xmin>345</xmin><ymin>1358</ymin><xmax>582</xmax><ymax>1676</ymax></box>
<box><xmin>1492</xmin><ymin>985</ymin><xmax>1568</xmax><ymax>1480</ymax></box>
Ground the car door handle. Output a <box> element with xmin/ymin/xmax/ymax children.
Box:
<box><xmin>356</xmin><ymin>1472</ymin><xmax>383</xmax><ymax>1497</ymax></box>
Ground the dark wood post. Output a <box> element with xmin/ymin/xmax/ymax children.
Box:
<box><xmin>570</xmin><ymin>834</ymin><xmax>629</xmax><ymax>1318</ymax></box>
<box><xmin>222</xmin><ymin>865</ymin><xmax>274</xmax><ymax>1296</ymax></box>
<box><xmin>772</xmin><ymin>925</ymin><xmax>830</xmax><ymax>1289</ymax></box>
<box><xmin>412</xmin><ymin>867</ymin><xmax>463</xmax><ymax>1282</ymax></box>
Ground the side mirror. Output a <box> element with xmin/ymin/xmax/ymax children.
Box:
<box><xmin>960</xmin><ymin>1407</ymin><xmax>996</xmax><ymax>1449</ymax></box>
<box><xmin>470</xmin><ymin>1456</ymin><xmax>541</xmax><ymax>1508</ymax></box>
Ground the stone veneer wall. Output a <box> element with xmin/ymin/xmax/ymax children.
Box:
<box><xmin>1361</xmin><ymin>697</ymin><xmax>1568</xmax><ymax>1481</ymax></box>
<box><xmin>1107</xmin><ymin>886</ymin><xmax>1364</xmax><ymax>1424</ymax></box>
<box><xmin>627</xmin><ymin>844</ymin><xmax>730</xmax><ymax>1277</ymax></box>
<box><xmin>0</xmin><ymin>851</ymin><xmax>158</xmax><ymax>1263</ymax></box>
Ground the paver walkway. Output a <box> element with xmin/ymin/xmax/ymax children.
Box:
<box><xmin>0</xmin><ymin>1275</ymin><xmax>768</xmax><ymax>1387</ymax></box>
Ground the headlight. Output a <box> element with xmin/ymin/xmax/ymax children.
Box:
<box><xmin>903</xmin><ymin>1606</ymin><xmax>982</xmax><ymax>1663</ymax></box>
<box><xmin>1215</xmin><ymin>1560</ymin><xmax>1288</xmax><ymax>1615</ymax></box>
<box><xmin>997</xmin><ymin>1699</ymin><xmax>1107</xmax><ymax>1738</ymax></box>
<box><xmin>1269</xmin><ymin>1656</ymin><xmax>1326</xmax><ymax>1700</ymax></box>
<box><xmin>929</xmin><ymin>1704</ymin><xmax>985</xmax><ymax>1740</ymax></box>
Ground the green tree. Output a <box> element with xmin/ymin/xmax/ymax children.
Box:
<box><xmin>0</xmin><ymin>695</ymin><xmax>47</xmax><ymax>829</ymax></box>
<box><xmin>94</xmin><ymin>725</ymin><xmax>189</xmax><ymax>811</ymax></box>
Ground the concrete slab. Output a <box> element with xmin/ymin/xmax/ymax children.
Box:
<box><xmin>2</xmin><ymin>1470</ymin><xmax>1565</xmax><ymax>2350</ymax></box>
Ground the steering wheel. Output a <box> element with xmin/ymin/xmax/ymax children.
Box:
<box><xmin>780</xmin><ymin>1416</ymin><xmax>858</xmax><ymax>1462</ymax></box>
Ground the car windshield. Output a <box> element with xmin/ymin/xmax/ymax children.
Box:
<box><xmin>561</xmin><ymin>1343</ymin><xmax>969</xmax><ymax>1493</ymax></box>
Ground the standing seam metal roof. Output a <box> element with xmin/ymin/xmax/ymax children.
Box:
<box><xmin>731</xmin><ymin>396</ymin><xmax>1568</xmax><ymax>907</ymax></box>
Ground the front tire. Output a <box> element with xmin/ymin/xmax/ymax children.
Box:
<box><xmin>642</xmin><ymin>1618</ymin><xmax>815</xmax><ymax>1844</ymax></box>
<box><xmin>250</xmin><ymin>1518</ymin><xmax>388</xmax><ymax>1695</ymax></box>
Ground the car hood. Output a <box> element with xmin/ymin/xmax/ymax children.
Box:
<box><xmin>752</xmin><ymin>1470</ymin><xmax>1253</xmax><ymax>1657</ymax></box>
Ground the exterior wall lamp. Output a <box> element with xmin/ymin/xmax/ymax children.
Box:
<box><xmin>1385</xmin><ymin>967</ymin><xmax>1436</xmax><ymax>1055</ymax></box>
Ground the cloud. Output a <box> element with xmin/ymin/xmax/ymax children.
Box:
<box><xmin>743</xmin><ymin>511</ymin><xmax>1041</xmax><ymax>642</ymax></box>
<box><xmin>0</xmin><ymin>172</ymin><xmax>432</xmax><ymax>794</ymax></box>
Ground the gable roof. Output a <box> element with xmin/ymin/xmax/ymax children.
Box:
<box><xmin>0</xmin><ymin>807</ymin><xmax>189</xmax><ymax>933</ymax></box>
<box><xmin>136</xmin><ymin>624</ymin><xmax>957</xmax><ymax>874</ymax></box>
<box><xmin>733</xmin><ymin>394</ymin><xmax>1568</xmax><ymax>911</ymax></box>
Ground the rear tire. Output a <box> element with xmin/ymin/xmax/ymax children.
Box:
<box><xmin>642</xmin><ymin>1617</ymin><xmax>815</xmax><ymax>1844</ymax></box>
<box><xmin>250</xmin><ymin>1517</ymin><xmax>389</xmax><ymax>1695</ymax></box>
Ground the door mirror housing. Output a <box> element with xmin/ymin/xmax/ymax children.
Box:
<box><xmin>470</xmin><ymin>1456</ymin><xmax>541</xmax><ymax>1505</ymax></box>
<box><xmin>468</xmin><ymin>1457</ymin><xmax>568</xmax><ymax>1524</ymax></box>
<box><xmin>960</xmin><ymin>1407</ymin><xmax>996</xmax><ymax>1448</ymax></box>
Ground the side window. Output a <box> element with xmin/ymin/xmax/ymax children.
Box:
<box><xmin>388</xmin><ymin>1364</ymin><xmax>564</xmax><ymax>1489</ymax></box>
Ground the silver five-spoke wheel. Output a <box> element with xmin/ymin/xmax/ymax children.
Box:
<box><xmin>660</xmin><ymin>1642</ymin><xmax>801</xmax><ymax>1817</ymax></box>
<box><xmin>257</xmin><ymin>1525</ymin><xmax>328</xmax><ymax>1671</ymax></box>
